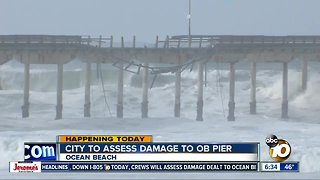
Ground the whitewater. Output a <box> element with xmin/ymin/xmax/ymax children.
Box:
<box><xmin>0</xmin><ymin>59</ymin><xmax>319</xmax><ymax>179</ymax></box>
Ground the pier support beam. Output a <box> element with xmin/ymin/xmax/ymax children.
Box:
<box><xmin>196</xmin><ymin>62</ymin><xmax>204</xmax><ymax>121</ymax></box>
<box><xmin>56</xmin><ymin>63</ymin><xmax>63</xmax><ymax>120</ymax></box>
<box><xmin>117</xmin><ymin>62</ymin><xmax>124</xmax><ymax>118</ymax></box>
<box><xmin>141</xmin><ymin>63</ymin><xmax>148</xmax><ymax>118</ymax></box>
<box><xmin>84</xmin><ymin>62</ymin><xmax>91</xmax><ymax>117</ymax></box>
<box><xmin>204</xmin><ymin>63</ymin><xmax>208</xmax><ymax>87</ymax></box>
<box><xmin>174</xmin><ymin>67</ymin><xmax>181</xmax><ymax>118</ymax></box>
<box><xmin>281</xmin><ymin>62</ymin><xmax>288</xmax><ymax>118</ymax></box>
<box><xmin>227</xmin><ymin>62</ymin><xmax>235</xmax><ymax>121</ymax></box>
<box><xmin>22</xmin><ymin>63</ymin><xmax>30</xmax><ymax>118</ymax></box>
<box><xmin>301</xmin><ymin>60</ymin><xmax>308</xmax><ymax>92</ymax></box>
<box><xmin>250</xmin><ymin>61</ymin><xmax>256</xmax><ymax>114</ymax></box>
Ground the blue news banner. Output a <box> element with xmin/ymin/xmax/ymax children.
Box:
<box><xmin>58</xmin><ymin>143</ymin><xmax>259</xmax><ymax>153</ymax></box>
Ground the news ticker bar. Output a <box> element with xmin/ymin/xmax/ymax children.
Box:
<box><xmin>9</xmin><ymin>161</ymin><xmax>299</xmax><ymax>173</ymax></box>
<box><xmin>10</xmin><ymin>162</ymin><xmax>258</xmax><ymax>172</ymax></box>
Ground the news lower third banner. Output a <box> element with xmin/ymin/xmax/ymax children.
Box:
<box><xmin>10</xmin><ymin>134</ymin><xmax>301</xmax><ymax>173</ymax></box>
<box><xmin>14</xmin><ymin>135</ymin><xmax>267</xmax><ymax>173</ymax></box>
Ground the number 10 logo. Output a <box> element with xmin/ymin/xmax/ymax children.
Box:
<box><xmin>266</xmin><ymin>135</ymin><xmax>291</xmax><ymax>162</ymax></box>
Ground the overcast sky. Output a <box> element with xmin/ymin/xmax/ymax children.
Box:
<box><xmin>1</xmin><ymin>0</ymin><xmax>320</xmax><ymax>42</ymax></box>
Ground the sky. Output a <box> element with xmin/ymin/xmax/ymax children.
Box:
<box><xmin>0</xmin><ymin>0</ymin><xmax>320</xmax><ymax>42</ymax></box>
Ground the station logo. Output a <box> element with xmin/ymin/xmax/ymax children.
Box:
<box><xmin>265</xmin><ymin>134</ymin><xmax>291</xmax><ymax>162</ymax></box>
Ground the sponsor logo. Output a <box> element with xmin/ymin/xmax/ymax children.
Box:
<box><xmin>9</xmin><ymin>162</ymin><xmax>41</xmax><ymax>173</ymax></box>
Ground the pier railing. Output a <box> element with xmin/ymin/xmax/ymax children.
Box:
<box><xmin>2</xmin><ymin>35</ymin><xmax>320</xmax><ymax>49</ymax></box>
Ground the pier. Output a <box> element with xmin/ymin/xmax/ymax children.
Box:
<box><xmin>1</xmin><ymin>34</ymin><xmax>319</xmax><ymax>120</ymax></box>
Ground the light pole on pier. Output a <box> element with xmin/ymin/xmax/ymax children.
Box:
<box><xmin>188</xmin><ymin>0</ymin><xmax>191</xmax><ymax>48</ymax></box>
